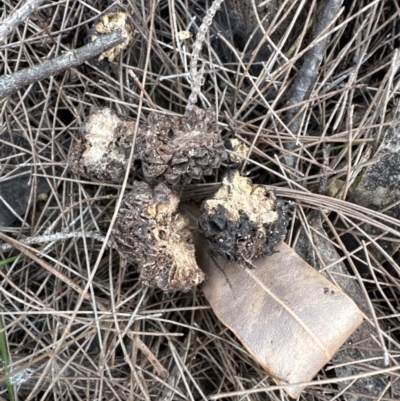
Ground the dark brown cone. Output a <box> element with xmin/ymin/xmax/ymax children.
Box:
<box><xmin>198</xmin><ymin>170</ymin><xmax>289</xmax><ymax>268</ymax></box>
<box><xmin>68</xmin><ymin>108</ymin><xmax>136</xmax><ymax>183</ymax></box>
<box><xmin>112</xmin><ymin>181</ymin><xmax>204</xmax><ymax>292</ymax></box>
<box><xmin>137</xmin><ymin>107</ymin><xmax>227</xmax><ymax>185</ymax></box>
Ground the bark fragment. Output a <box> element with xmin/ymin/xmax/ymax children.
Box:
<box><xmin>0</xmin><ymin>30</ymin><xmax>127</xmax><ymax>99</ymax></box>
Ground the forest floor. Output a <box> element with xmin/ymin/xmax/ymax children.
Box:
<box><xmin>1</xmin><ymin>0</ymin><xmax>400</xmax><ymax>400</ymax></box>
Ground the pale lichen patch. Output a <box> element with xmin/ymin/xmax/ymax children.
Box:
<box><xmin>82</xmin><ymin>108</ymin><xmax>121</xmax><ymax>165</ymax></box>
<box><xmin>225</xmin><ymin>138</ymin><xmax>250</xmax><ymax>164</ymax></box>
<box><xmin>68</xmin><ymin>108</ymin><xmax>136</xmax><ymax>183</ymax></box>
<box><xmin>91</xmin><ymin>11</ymin><xmax>133</xmax><ymax>61</ymax></box>
<box><xmin>204</xmin><ymin>170</ymin><xmax>279</xmax><ymax>230</ymax></box>
<box><xmin>10</xmin><ymin>367</ymin><xmax>34</xmax><ymax>386</ymax></box>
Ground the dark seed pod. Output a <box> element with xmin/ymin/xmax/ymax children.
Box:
<box><xmin>68</xmin><ymin>108</ymin><xmax>136</xmax><ymax>183</ymax></box>
<box><xmin>198</xmin><ymin>170</ymin><xmax>289</xmax><ymax>267</ymax></box>
<box><xmin>112</xmin><ymin>181</ymin><xmax>205</xmax><ymax>292</ymax></box>
<box><xmin>137</xmin><ymin>107</ymin><xmax>227</xmax><ymax>185</ymax></box>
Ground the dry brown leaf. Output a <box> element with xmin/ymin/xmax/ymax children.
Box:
<box><xmin>197</xmin><ymin>239</ymin><xmax>363</xmax><ymax>398</ymax></box>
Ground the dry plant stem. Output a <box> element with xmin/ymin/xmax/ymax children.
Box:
<box><xmin>361</xmin><ymin>241</ymin><xmax>389</xmax><ymax>367</ymax></box>
<box><xmin>0</xmin><ymin>231</ymin><xmax>110</xmax><ymax>252</ymax></box>
<box><xmin>186</xmin><ymin>0</ymin><xmax>224</xmax><ymax>112</ymax></box>
<box><xmin>318</xmin><ymin>145</ymin><xmax>331</xmax><ymax>195</ymax></box>
<box><xmin>284</xmin><ymin>0</ymin><xmax>344</xmax><ymax>167</ymax></box>
<box><xmin>160</xmin><ymin>331</ymin><xmax>193</xmax><ymax>401</ymax></box>
<box><xmin>133</xmin><ymin>336</ymin><xmax>169</xmax><ymax>379</ymax></box>
<box><xmin>0</xmin><ymin>30</ymin><xmax>126</xmax><ymax>99</ymax></box>
<box><xmin>0</xmin><ymin>0</ymin><xmax>46</xmax><ymax>43</ymax></box>
<box><xmin>0</xmin><ymin>314</ymin><xmax>14</xmax><ymax>401</ymax></box>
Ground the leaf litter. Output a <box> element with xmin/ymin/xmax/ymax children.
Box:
<box><xmin>1</xmin><ymin>0</ymin><xmax>400</xmax><ymax>400</ymax></box>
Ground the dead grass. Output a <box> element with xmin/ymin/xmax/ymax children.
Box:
<box><xmin>1</xmin><ymin>0</ymin><xmax>400</xmax><ymax>400</ymax></box>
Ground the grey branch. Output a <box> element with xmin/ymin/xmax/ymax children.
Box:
<box><xmin>0</xmin><ymin>231</ymin><xmax>111</xmax><ymax>252</ymax></box>
<box><xmin>0</xmin><ymin>30</ymin><xmax>126</xmax><ymax>99</ymax></box>
<box><xmin>284</xmin><ymin>0</ymin><xmax>344</xmax><ymax>166</ymax></box>
<box><xmin>0</xmin><ymin>0</ymin><xmax>46</xmax><ymax>43</ymax></box>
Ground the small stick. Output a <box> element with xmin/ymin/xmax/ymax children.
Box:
<box><xmin>318</xmin><ymin>145</ymin><xmax>331</xmax><ymax>196</ymax></box>
<box><xmin>283</xmin><ymin>0</ymin><xmax>344</xmax><ymax>168</ymax></box>
<box><xmin>130</xmin><ymin>335</ymin><xmax>169</xmax><ymax>380</ymax></box>
<box><xmin>362</xmin><ymin>241</ymin><xmax>390</xmax><ymax>367</ymax></box>
<box><xmin>127</xmin><ymin>69</ymin><xmax>157</xmax><ymax>109</ymax></box>
<box><xmin>210</xmin><ymin>254</ymin><xmax>233</xmax><ymax>291</ymax></box>
<box><xmin>0</xmin><ymin>231</ymin><xmax>111</xmax><ymax>252</ymax></box>
<box><xmin>0</xmin><ymin>30</ymin><xmax>127</xmax><ymax>99</ymax></box>
<box><xmin>0</xmin><ymin>0</ymin><xmax>46</xmax><ymax>43</ymax></box>
<box><xmin>185</xmin><ymin>0</ymin><xmax>224</xmax><ymax>113</ymax></box>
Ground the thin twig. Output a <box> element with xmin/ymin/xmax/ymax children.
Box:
<box><xmin>0</xmin><ymin>0</ymin><xmax>46</xmax><ymax>44</ymax></box>
<box><xmin>0</xmin><ymin>314</ymin><xmax>14</xmax><ymax>401</ymax></box>
<box><xmin>131</xmin><ymin>336</ymin><xmax>169</xmax><ymax>380</ymax></box>
<box><xmin>0</xmin><ymin>30</ymin><xmax>127</xmax><ymax>99</ymax></box>
<box><xmin>284</xmin><ymin>0</ymin><xmax>344</xmax><ymax>167</ymax></box>
<box><xmin>0</xmin><ymin>231</ymin><xmax>111</xmax><ymax>252</ymax></box>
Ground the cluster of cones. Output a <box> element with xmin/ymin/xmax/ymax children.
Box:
<box><xmin>69</xmin><ymin>107</ymin><xmax>288</xmax><ymax>291</ymax></box>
